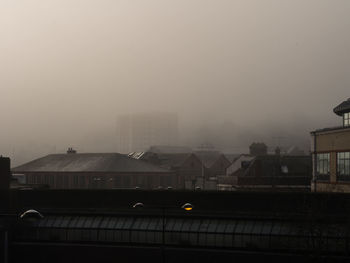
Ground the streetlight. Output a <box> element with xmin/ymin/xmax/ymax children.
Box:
<box><xmin>181</xmin><ymin>203</ymin><xmax>194</xmax><ymax>211</ymax></box>
<box><xmin>132</xmin><ymin>202</ymin><xmax>144</xmax><ymax>208</ymax></box>
<box><xmin>19</xmin><ymin>209</ymin><xmax>44</xmax><ymax>219</ymax></box>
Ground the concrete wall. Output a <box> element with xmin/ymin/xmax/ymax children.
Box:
<box><xmin>315</xmin><ymin>181</ymin><xmax>350</xmax><ymax>193</ymax></box>
<box><xmin>24</xmin><ymin>172</ymin><xmax>176</xmax><ymax>190</ymax></box>
<box><xmin>315</xmin><ymin>128</ymin><xmax>350</xmax><ymax>152</ymax></box>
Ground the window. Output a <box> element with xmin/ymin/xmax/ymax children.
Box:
<box><xmin>79</xmin><ymin>176</ymin><xmax>86</xmax><ymax>188</ymax></box>
<box><xmin>316</xmin><ymin>153</ymin><xmax>330</xmax><ymax>180</ymax></box>
<box><xmin>344</xmin><ymin>112</ymin><xmax>350</xmax><ymax>127</ymax></box>
<box><xmin>73</xmin><ymin>176</ymin><xmax>79</xmax><ymax>188</ymax></box>
<box><xmin>337</xmin><ymin>152</ymin><xmax>350</xmax><ymax>180</ymax></box>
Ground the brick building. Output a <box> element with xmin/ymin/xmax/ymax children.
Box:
<box><xmin>311</xmin><ymin>98</ymin><xmax>350</xmax><ymax>192</ymax></box>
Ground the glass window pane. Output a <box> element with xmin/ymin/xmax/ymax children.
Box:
<box><xmin>133</xmin><ymin>218</ymin><xmax>143</xmax><ymax>230</ymax></box>
<box><xmin>83</xmin><ymin>217</ymin><xmax>94</xmax><ymax>228</ymax></box>
<box><xmin>181</xmin><ymin>220</ymin><xmax>193</xmax><ymax>232</ymax></box>
<box><xmin>261</xmin><ymin>221</ymin><xmax>273</xmax><ymax>235</ymax></box>
<box><xmin>91</xmin><ymin>217</ymin><xmax>102</xmax><ymax>228</ymax></box>
<box><xmin>60</xmin><ymin>216</ymin><xmax>72</xmax><ymax>228</ymax></box>
<box><xmin>216</xmin><ymin>220</ymin><xmax>227</xmax><ymax>233</ymax></box>
<box><xmin>165</xmin><ymin>219</ymin><xmax>176</xmax><ymax>231</ymax></box>
<box><xmin>38</xmin><ymin>217</ymin><xmax>49</xmax><ymax>228</ymax></box>
<box><xmin>122</xmin><ymin>218</ymin><xmax>134</xmax><ymax>229</ymax></box>
<box><xmin>252</xmin><ymin>221</ymin><xmax>265</xmax><ymax>235</ymax></box>
<box><xmin>100</xmin><ymin>217</ymin><xmax>110</xmax><ymax>229</ymax></box>
<box><xmin>271</xmin><ymin>222</ymin><xmax>282</xmax><ymax>234</ymax></box>
<box><xmin>191</xmin><ymin>220</ymin><xmax>201</xmax><ymax>232</ymax></box>
<box><xmin>225</xmin><ymin>221</ymin><xmax>236</xmax><ymax>233</ymax></box>
<box><xmin>207</xmin><ymin>220</ymin><xmax>219</xmax><ymax>233</ymax></box>
<box><xmin>107</xmin><ymin>217</ymin><xmax>118</xmax><ymax>229</ymax></box>
<box><xmin>76</xmin><ymin>217</ymin><xmax>86</xmax><ymax>228</ymax></box>
<box><xmin>235</xmin><ymin>221</ymin><xmax>245</xmax><ymax>233</ymax></box>
<box><xmin>173</xmin><ymin>219</ymin><xmax>183</xmax><ymax>231</ymax></box>
<box><xmin>148</xmin><ymin>218</ymin><xmax>160</xmax><ymax>231</ymax></box>
<box><xmin>68</xmin><ymin>217</ymin><xmax>80</xmax><ymax>228</ymax></box>
<box><xmin>199</xmin><ymin>220</ymin><xmax>210</xmax><ymax>233</ymax></box>
<box><xmin>140</xmin><ymin>218</ymin><xmax>151</xmax><ymax>230</ymax></box>
<box><xmin>243</xmin><ymin>221</ymin><xmax>254</xmax><ymax>234</ymax></box>
<box><xmin>52</xmin><ymin>216</ymin><xmax>64</xmax><ymax>227</ymax></box>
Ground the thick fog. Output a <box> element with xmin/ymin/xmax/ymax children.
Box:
<box><xmin>1</xmin><ymin>0</ymin><xmax>350</xmax><ymax>166</ymax></box>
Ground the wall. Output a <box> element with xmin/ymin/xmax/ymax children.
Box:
<box><xmin>315</xmin><ymin>181</ymin><xmax>350</xmax><ymax>193</ymax></box>
<box><xmin>25</xmin><ymin>172</ymin><xmax>176</xmax><ymax>190</ymax></box>
<box><xmin>226</xmin><ymin>155</ymin><xmax>254</xmax><ymax>176</ymax></box>
<box><xmin>315</xmin><ymin>128</ymin><xmax>350</xmax><ymax>152</ymax></box>
<box><xmin>314</xmin><ymin>128</ymin><xmax>350</xmax><ymax>192</ymax></box>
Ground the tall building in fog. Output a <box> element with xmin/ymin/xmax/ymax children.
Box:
<box><xmin>117</xmin><ymin>113</ymin><xmax>178</xmax><ymax>153</ymax></box>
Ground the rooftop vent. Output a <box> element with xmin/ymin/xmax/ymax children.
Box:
<box><xmin>67</xmin><ymin>147</ymin><xmax>77</xmax><ymax>154</ymax></box>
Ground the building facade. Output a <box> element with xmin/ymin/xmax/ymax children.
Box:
<box><xmin>311</xmin><ymin>98</ymin><xmax>350</xmax><ymax>192</ymax></box>
<box><xmin>219</xmin><ymin>155</ymin><xmax>311</xmax><ymax>191</ymax></box>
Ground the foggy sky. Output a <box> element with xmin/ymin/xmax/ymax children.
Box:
<box><xmin>1</xmin><ymin>0</ymin><xmax>350</xmax><ymax>165</ymax></box>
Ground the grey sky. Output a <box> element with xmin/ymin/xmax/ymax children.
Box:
<box><xmin>1</xmin><ymin>0</ymin><xmax>350</xmax><ymax>165</ymax></box>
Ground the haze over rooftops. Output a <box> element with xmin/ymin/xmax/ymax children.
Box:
<box><xmin>156</xmin><ymin>153</ymin><xmax>193</xmax><ymax>169</ymax></box>
<box><xmin>147</xmin><ymin>145</ymin><xmax>192</xmax><ymax>154</ymax></box>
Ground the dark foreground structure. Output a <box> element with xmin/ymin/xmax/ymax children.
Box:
<box><xmin>1</xmin><ymin>157</ymin><xmax>350</xmax><ymax>262</ymax></box>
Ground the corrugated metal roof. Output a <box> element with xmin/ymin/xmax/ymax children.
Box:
<box><xmin>12</xmin><ymin>153</ymin><xmax>170</xmax><ymax>173</ymax></box>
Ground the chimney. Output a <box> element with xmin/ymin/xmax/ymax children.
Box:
<box><xmin>67</xmin><ymin>147</ymin><xmax>77</xmax><ymax>154</ymax></box>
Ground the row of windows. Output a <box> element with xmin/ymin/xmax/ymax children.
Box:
<box><xmin>28</xmin><ymin>174</ymin><xmax>174</xmax><ymax>189</ymax></box>
<box><xmin>316</xmin><ymin>152</ymin><xmax>350</xmax><ymax>180</ymax></box>
<box><xmin>16</xmin><ymin>216</ymin><xmax>348</xmax><ymax>253</ymax></box>
<box><xmin>344</xmin><ymin>112</ymin><xmax>350</xmax><ymax>127</ymax></box>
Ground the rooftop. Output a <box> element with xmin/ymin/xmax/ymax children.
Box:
<box><xmin>333</xmin><ymin>98</ymin><xmax>350</xmax><ymax>116</ymax></box>
<box><xmin>12</xmin><ymin>153</ymin><xmax>170</xmax><ymax>173</ymax></box>
<box><xmin>311</xmin><ymin>125</ymin><xmax>350</xmax><ymax>134</ymax></box>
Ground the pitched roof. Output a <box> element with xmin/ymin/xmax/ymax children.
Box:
<box><xmin>155</xmin><ymin>153</ymin><xmax>193</xmax><ymax>169</ymax></box>
<box><xmin>242</xmin><ymin>155</ymin><xmax>311</xmax><ymax>177</ymax></box>
<box><xmin>194</xmin><ymin>151</ymin><xmax>222</xmax><ymax>168</ymax></box>
<box><xmin>12</xmin><ymin>153</ymin><xmax>169</xmax><ymax>173</ymax></box>
<box><xmin>223</xmin><ymin>153</ymin><xmax>241</xmax><ymax>163</ymax></box>
<box><xmin>334</xmin><ymin>98</ymin><xmax>350</xmax><ymax>116</ymax></box>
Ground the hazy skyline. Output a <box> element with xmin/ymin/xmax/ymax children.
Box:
<box><xmin>1</xmin><ymin>0</ymin><xmax>350</xmax><ymax>165</ymax></box>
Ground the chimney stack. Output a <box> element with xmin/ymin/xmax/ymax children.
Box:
<box><xmin>67</xmin><ymin>147</ymin><xmax>77</xmax><ymax>154</ymax></box>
